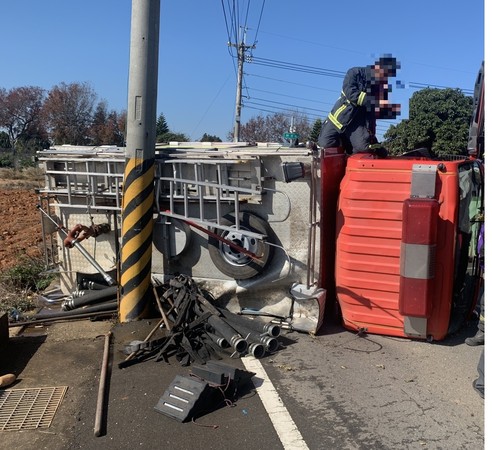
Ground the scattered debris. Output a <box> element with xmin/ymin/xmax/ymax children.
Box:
<box><xmin>154</xmin><ymin>360</ymin><xmax>255</xmax><ymax>423</ymax></box>
<box><xmin>119</xmin><ymin>275</ymin><xmax>282</xmax><ymax>368</ymax></box>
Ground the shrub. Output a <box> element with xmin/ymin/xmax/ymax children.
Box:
<box><xmin>3</xmin><ymin>255</ymin><xmax>53</xmax><ymax>291</ymax></box>
<box><xmin>0</xmin><ymin>256</ymin><xmax>55</xmax><ymax>315</ymax></box>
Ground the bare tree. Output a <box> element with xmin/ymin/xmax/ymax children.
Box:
<box><xmin>0</xmin><ymin>86</ymin><xmax>46</xmax><ymax>162</ymax></box>
<box><xmin>43</xmin><ymin>82</ymin><xmax>97</xmax><ymax>145</ymax></box>
<box><xmin>228</xmin><ymin>111</ymin><xmax>312</xmax><ymax>143</ymax></box>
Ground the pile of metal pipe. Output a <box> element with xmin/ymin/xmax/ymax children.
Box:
<box><xmin>216</xmin><ymin>308</ymin><xmax>280</xmax><ymax>354</ymax></box>
<box><xmin>194</xmin><ymin>303</ymin><xmax>280</xmax><ymax>359</ymax></box>
<box><xmin>146</xmin><ymin>275</ymin><xmax>282</xmax><ymax>365</ymax></box>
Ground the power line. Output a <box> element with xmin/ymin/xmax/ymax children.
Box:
<box><xmin>247</xmin><ymin>87</ymin><xmax>329</xmax><ymax>105</ymax></box>
<box><xmin>248</xmin><ymin>56</ymin><xmax>345</xmax><ymax>78</ymax></box>
<box><xmin>247</xmin><ymin>56</ymin><xmax>474</xmax><ymax>94</ymax></box>
<box><xmin>247</xmin><ymin>96</ymin><xmax>326</xmax><ymax>114</ymax></box>
<box><xmin>220</xmin><ymin>0</ymin><xmax>233</xmax><ymax>45</ymax></box>
<box><xmin>257</xmin><ymin>30</ymin><xmax>478</xmax><ymax>76</ymax></box>
<box><xmin>252</xmin><ymin>0</ymin><xmax>266</xmax><ymax>46</ymax></box>
<box><xmin>246</xmin><ymin>73</ymin><xmax>340</xmax><ymax>93</ymax></box>
<box><xmin>222</xmin><ymin>8</ymin><xmax>470</xmax><ymax>137</ymax></box>
<box><xmin>243</xmin><ymin>99</ymin><xmax>331</xmax><ymax>123</ymax></box>
<box><xmin>407</xmin><ymin>81</ymin><xmax>473</xmax><ymax>94</ymax></box>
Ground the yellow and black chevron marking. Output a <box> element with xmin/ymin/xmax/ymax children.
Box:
<box><xmin>119</xmin><ymin>156</ymin><xmax>155</xmax><ymax>322</ymax></box>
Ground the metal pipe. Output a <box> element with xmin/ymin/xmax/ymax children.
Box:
<box><xmin>34</xmin><ymin>301</ymin><xmax>118</xmax><ymax>320</ymax></box>
<box><xmin>8</xmin><ymin>311</ymin><xmax>115</xmax><ymax>328</ymax></box>
<box><xmin>247</xmin><ymin>342</ymin><xmax>266</xmax><ymax>359</ymax></box>
<box><xmin>224</xmin><ymin>317</ymin><xmax>279</xmax><ymax>353</ymax></box>
<box><xmin>81</xmin><ymin>280</ymin><xmax>110</xmax><ymax>290</ymax></box>
<box><xmin>62</xmin><ymin>286</ymin><xmax>119</xmax><ymax>311</ymax></box>
<box><xmin>153</xmin><ymin>284</ymin><xmax>172</xmax><ymax>331</ymax></box>
<box><xmin>36</xmin><ymin>205</ymin><xmax>116</xmax><ymax>286</ymax></box>
<box><xmin>94</xmin><ymin>331</ymin><xmax>112</xmax><ymax>437</ymax></box>
<box><xmin>207</xmin><ymin>314</ymin><xmax>248</xmax><ymax>354</ymax></box>
<box><xmin>205</xmin><ymin>330</ymin><xmax>229</xmax><ymax>349</ymax></box>
<box><xmin>271</xmin><ymin>319</ymin><xmax>294</xmax><ymax>331</ymax></box>
<box><xmin>220</xmin><ymin>308</ymin><xmax>281</xmax><ymax>338</ymax></box>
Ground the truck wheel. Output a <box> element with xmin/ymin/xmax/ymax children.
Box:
<box><xmin>208</xmin><ymin>212</ymin><xmax>272</xmax><ymax>280</ymax></box>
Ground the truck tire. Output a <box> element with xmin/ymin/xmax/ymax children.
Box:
<box><xmin>208</xmin><ymin>212</ymin><xmax>272</xmax><ymax>280</ymax></box>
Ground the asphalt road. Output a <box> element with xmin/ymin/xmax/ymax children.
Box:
<box><xmin>0</xmin><ymin>317</ymin><xmax>484</xmax><ymax>450</ymax></box>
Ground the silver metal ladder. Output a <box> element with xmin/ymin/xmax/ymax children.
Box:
<box><xmin>39</xmin><ymin>156</ymin><xmax>125</xmax><ymax>211</ymax></box>
<box><xmin>155</xmin><ymin>157</ymin><xmax>266</xmax><ymax>239</ymax></box>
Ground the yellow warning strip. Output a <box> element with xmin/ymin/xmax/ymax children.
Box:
<box><xmin>121</xmin><ymin>193</ymin><xmax>154</xmax><ymax>236</ymax></box>
<box><xmin>120</xmin><ymin>220</ymin><xmax>154</xmax><ymax>285</ymax></box>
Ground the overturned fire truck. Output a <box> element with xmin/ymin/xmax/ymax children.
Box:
<box><xmin>35</xmin><ymin>67</ymin><xmax>484</xmax><ymax>342</ymax></box>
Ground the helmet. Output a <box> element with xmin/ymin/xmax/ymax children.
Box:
<box><xmin>376</xmin><ymin>55</ymin><xmax>400</xmax><ymax>77</ymax></box>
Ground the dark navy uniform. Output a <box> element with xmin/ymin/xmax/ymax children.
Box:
<box><xmin>318</xmin><ymin>66</ymin><xmax>379</xmax><ymax>153</ymax></box>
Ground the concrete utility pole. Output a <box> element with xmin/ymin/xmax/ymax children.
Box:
<box><xmin>230</xmin><ymin>31</ymin><xmax>255</xmax><ymax>142</ymax></box>
<box><xmin>119</xmin><ymin>0</ymin><xmax>160</xmax><ymax>322</ymax></box>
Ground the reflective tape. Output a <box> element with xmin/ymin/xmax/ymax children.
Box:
<box><xmin>357</xmin><ymin>91</ymin><xmax>366</xmax><ymax>106</ymax></box>
<box><xmin>400</xmin><ymin>243</ymin><xmax>436</xmax><ymax>279</ymax></box>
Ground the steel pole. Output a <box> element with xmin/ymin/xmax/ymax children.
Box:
<box><xmin>120</xmin><ymin>0</ymin><xmax>161</xmax><ymax>322</ymax></box>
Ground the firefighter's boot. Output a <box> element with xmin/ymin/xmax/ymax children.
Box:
<box><xmin>465</xmin><ymin>330</ymin><xmax>484</xmax><ymax>346</ymax></box>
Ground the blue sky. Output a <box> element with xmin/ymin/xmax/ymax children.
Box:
<box><xmin>1</xmin><ymin>0</ymin><xmax>485</xmax><ymax>142</ymax></box>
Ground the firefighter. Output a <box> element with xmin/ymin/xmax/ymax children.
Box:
<box><xmin>466</xmin><ymin>218</ymin><xmax>484</xmax><ymax>346</ymax></box>
<box><xmin>318</xmin><ymin>55</ymin><xmax>401</xmax><ymax>156</ymax></box>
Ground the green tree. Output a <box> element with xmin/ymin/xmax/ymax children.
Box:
<box><xmin>89</xmin><ymin>101</ymin><xmax>108</xmax><ymax>146</ymax></box>
<box><xmin>156</xmin><ymin>132</ymin><xmax>190</xmax><ymax>143</ymax></box>
<box><xmin>383</xmin><ymin>88</ymin><xmax>473</xmax><ymax>157</ymax></box>
<box><xmin>0</xmin><ymin>131</ymin><xmax>11</xmax><ymax>149</ymax></box>
<box><xmin>156</xmin><ymin>113</ymin><xmax>169</xmax><ymax>138</ymax></box>
<box><xmin>309</xmin><ymin>118</ymin><xmax>323</xmax><ymax>142</ymax></box>
<box><xmin>200</xmin><ymin>133</ymin><xmax>222</xmax><ymax>142</ymax></box>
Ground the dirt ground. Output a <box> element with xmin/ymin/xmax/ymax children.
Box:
<box><xmin>0</xmin><ymin>182</ymin><xmax>44</xmax><ymax>271</ymax></box>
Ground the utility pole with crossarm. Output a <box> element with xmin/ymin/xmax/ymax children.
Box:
<box><xmin>229</xmin><ymin>29</ymin><xmax>255</xmax><ymax>142</ymax></box>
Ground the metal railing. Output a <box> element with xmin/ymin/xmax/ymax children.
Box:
<box><xmin>155</xmin><ymin>157</ymin><xmax>265</xmax><ymax>239</ymax></box>
<box><xmin>39</xmin><ymin>157</ymin><xmax>125</xmax><ymax>211</ymax></box>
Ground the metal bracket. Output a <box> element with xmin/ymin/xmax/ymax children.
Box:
<box><xmin>410</xmin><ymin>164</ymin><xmax>437</xmax><ymax>198</ymax></box>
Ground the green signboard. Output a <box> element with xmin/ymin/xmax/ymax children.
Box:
<box><xmin>283</xmin><ymin>132</ymin><xmax>299</xmax><ymax>140</ymax></box>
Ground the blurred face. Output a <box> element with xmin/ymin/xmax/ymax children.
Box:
<box><xmin>373</xmin><ymin>64</ymin><xmax>389</xmax><ymax>82</ymax></box>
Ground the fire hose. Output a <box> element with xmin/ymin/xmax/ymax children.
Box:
<box><xmin>218</xmin><ymin>309</ymin><xmax>279</xmax><ymax>353</ymax></box>
<box><xmin>206</xmin><ymin>314</ymin><xmax>248</xmax><ymax>354</ymax></box>
<box><xmin>62</xmin><ymin>286</ymin><xmax>119</xmax><ymax>311</ymax></box>
<box><xmin>32</xmin><ymin>300</ymin><xmax>118</xmax><ymax>321</ymax></box>
<box><xmin>37</xmin><ymin>205</ymin><xmax>116</xmax><ymax>286</ymax></box>
<box><xmin>221</xmin><ymin>308</ymin><xmax>281</xmax><ymax>338</ymax></box>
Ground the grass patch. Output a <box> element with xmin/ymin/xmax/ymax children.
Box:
<box><xmin>0</xmin><ymin>167</ymin><xmax>44</xmax><ymax>189</ymax></box>
<box><xmin>0</xmin><ymin>255</ymin><xmax>55</xmax><ymax>316</ymax></box>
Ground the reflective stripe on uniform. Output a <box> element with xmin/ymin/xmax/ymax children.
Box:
<box><xmin>328</xmin><ymin>103</ymin><xmax>348</xmax><ymax>130</ymax></box>
<box><xmin>357</xmin><ymin>91</ymin><xmax>366</xmax><ymax>106</ymax></box>
<box><xmin>328</xmin><ymin>113</ymin><xmax>343</xmax><ymax>129</ymax></box>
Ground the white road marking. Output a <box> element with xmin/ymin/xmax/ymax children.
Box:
<box><xmin>242</xmin><ymin>356</ymin><xmax>309</xmax><ymax>450</ymax></box>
